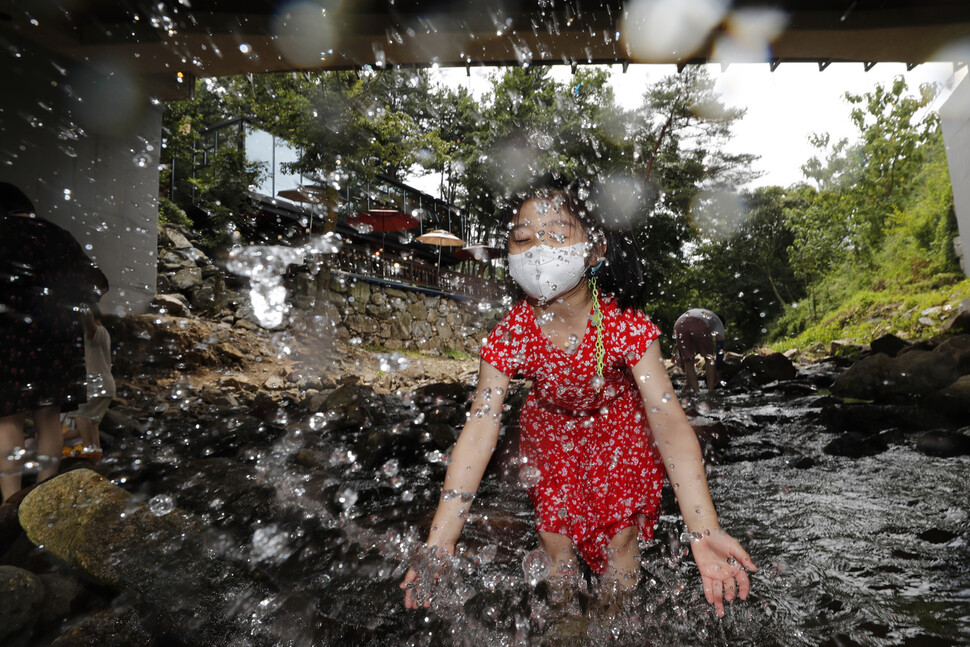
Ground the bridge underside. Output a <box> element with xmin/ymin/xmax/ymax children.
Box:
<box><xmin>1</xmin><ymin>1</ymin><xmax>969</xmax><ymax>313</ymax></box>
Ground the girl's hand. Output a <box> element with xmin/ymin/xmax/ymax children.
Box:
<box><xmin>400</xmin><ymin>544</ymin><xmax>455</xmax><ymax>609</ymax></box>
<box><xmin>688</xmin><ymin>530</ymin><xmax>758</xmax><ymax>617</ymax></box>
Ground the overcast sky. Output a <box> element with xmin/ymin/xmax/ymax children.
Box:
<box><xmin>425</xmin><ymin>61</ymin><xmax>965</xmax><ymax>192</ymax></box>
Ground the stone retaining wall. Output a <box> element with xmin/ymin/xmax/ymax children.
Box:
<box><xmin>153</xmin><ymin>225</ymin><xmax>506</xmax><ymax>356</ymax></box>
<box><xmin>287</xmin><ymin>268</ymin><xmax>505</xmax><ymax>354</ymax></box>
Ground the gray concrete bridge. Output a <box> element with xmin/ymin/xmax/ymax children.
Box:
<box><xmin>2</xmin><ymin>1</ymin><xmax>969</xmax><ymax>313</ymax></box>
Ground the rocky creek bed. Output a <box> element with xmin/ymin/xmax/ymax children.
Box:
<box><xmin>1</xmin><ymin>225</ymin><xmax>969</xmax><ymax>645</ymax></box>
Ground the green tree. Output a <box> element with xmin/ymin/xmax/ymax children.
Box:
<box><xmin>788</xmin><ymin>77</ymin><xmax>940</xmax><ymax>283</ymax></box>
<box><xmin>676</xmin><ymin>186</ymin><xmax>804</xmax><ymax>346</ymax></box>
<box><xmin>160</xmin><ymin>79</ymin><xmax>266</xmax><ymax>249</ymax></box>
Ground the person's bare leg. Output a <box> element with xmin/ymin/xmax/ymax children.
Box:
<box><xmin>682</xmin><ymin>359</ymin><xmax>700</xmax><ymax>394</ymax></box>
<box><xmin>33</xmin><ymin>405</ymin><xmax>62</xmax><ymax>483</ymax></box>
<box><xmin>539</xmin><ymin>531</ymin><xmax>580</xmax><ymax>583</ymax></box>
<box><xmin>0</xmin><ymin>412</ymin><xmax>27</xmax><ymax>502</ymax></box>
<box><xmin>704</xmin><ymin>360</ymin><xmax>719</xmax><ymax>392</ymax></box>
<box><xmin>76</xmin><ymin>417</ymin><xmax>100</xmax><ymax>450</ymax></box>
<box><xmin>603</xmin><ymin>526</ymin><xmax>640</xmax><ymax>591</ymax></box>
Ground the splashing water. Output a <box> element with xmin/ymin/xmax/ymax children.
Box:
<box><xmin>225</xmin><ymin>234</ymin><xmax>341</xmax><ymax>328</ymax></box>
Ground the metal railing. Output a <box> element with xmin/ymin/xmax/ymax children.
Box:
<box><xmin>328</xmin><ymin>246</ymin><xmax>505</xmax><ymax>301</ymax></box>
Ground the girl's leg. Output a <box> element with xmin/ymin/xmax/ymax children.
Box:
<box><xmin>603</xmin><ymin>526</ymin><xmax>641</xmax><ymax>590</ymax></box>
<box><xmin>0</xmin><ymin>412</ymin><xmax>27</xmax><ymax>502</ymax></box>
<box><xmin>76</xmin><ymin>417</ymin><xmax>100</xmax><ymax>449</ymax></box>
<box><xmin>538</xmin><ymin>531</ymin><xmax>580</xmax><ymax>581</ymax></box>
<box><xmin>33</xmin><ymin>405</ymin><xmax>63</xmax><ymax>483</ymax></box>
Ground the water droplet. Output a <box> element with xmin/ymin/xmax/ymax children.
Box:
<box><xmin>518</xmin><ymin>464</ymin><xmax>541</xmax><ymax>488</ymax></box>
<box><xmin>522</xmin><ymin>549</ymin><xmax>553</xmax><ymax>586</ymax></box>
<box><xmin>148</xmin><ymin>494</ymin><xmax>175</xmax><ymax>516</ymax></box>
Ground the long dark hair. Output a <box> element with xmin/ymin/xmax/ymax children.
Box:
<box><xmin>501</xmin><ymin>173</ymin><xmax>650</xmax><ymax>312</ymax></box>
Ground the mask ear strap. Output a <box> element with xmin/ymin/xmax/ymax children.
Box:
<box><xmin>590</xmin><ymin>260</ymin><xmax>604</xmax><ymax>275</ymax></box>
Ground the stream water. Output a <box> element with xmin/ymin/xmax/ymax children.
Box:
<box><xmin>199</xmin><ymin>380</ymin><xmax>969</xmax><ymax>647</ymax></box>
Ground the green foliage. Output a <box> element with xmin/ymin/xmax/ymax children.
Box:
<box><xmin>658</xmin><ymin>186</ymin><xmax>805</xmax><ymax>348</ymax></box>
<box><xmin>787</xmin><ymin>77</ymin><xmax>940</xmax><ymax>282</ymax></box>
<box><xmin>161</xmin><ymin>80</ymin><xmax>266</xmax><ymax>250</ymax></box>
<box><xmin>442</xmin><ymin>348</ymin><xmax>473</xmax><ymax>361</ymax></box>
<box><xmin>157</xmin><ymin>196</ymin><xmax>192</xmax><ymax>227</ymax></box>
<box><xmin>768</xmin><ymin>278</ymin><xmax>970</xmax><ymax>353</ymax></box>
<box><xmin>187</xmin><ymin>146</ymin><xmax>266</xmax><ymax>249</ymax></box>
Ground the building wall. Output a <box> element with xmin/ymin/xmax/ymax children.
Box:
<box><xmin>941</xmin><ymin>74</ymin><xmax>970</xmax><ymax>276</ymax></box>
<box><xmin>1</xmin><ymin>34</ymin><xmax>160</xmax><ymax>315</ymax></box>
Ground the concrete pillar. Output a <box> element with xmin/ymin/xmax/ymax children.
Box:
<box><xmin>941</xmin><ymin>74</ymin><xmax>970</xmax><ymax>276</ymax></box>
<box><xmin>1</xmin><ymin>33</ymin><xmax>160</xmax><ymax>315</ymax></box>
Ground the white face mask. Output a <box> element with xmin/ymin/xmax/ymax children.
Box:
<box><xmin>508</xmin><ymin>242</ymin><xmax>588</xmax><ymax>302</ymax></box>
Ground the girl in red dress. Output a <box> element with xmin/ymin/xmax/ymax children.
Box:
<box><xmin>401</xmin><ymin>176</ymin><xmax>756</xmax><ymax>618</ymax></box>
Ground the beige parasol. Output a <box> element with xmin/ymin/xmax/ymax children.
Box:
<box><xmin>277</xmin><ymin>185</ymin><xmax>327</xmax><ymax>232</ymax></box>
<box><xmin>416</xmin><ymin>229</ymin><xmax>466</xmax><ymax>280</ymax></box>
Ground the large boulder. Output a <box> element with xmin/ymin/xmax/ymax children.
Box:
<box><xmin>870</xmin><ymin>333</ymin><xmax>910</xmax><ymax>357</ymax></box>
<box><xmin>931</xmin><ymin>334</ymin><xmax>970</xmax><ymax>374</ymax></box>
<box><xmin>736</xmin><ymin>352</ymin><xmax>797</xmax><ymax>385</ymax></box>
<box><xmin>915</xmin><ymin>430</ymin><xmax>970</xmax><ymax>457</ymax></box>
<box><xmin>925</xmin><ymin>374</ymin><xmax>970</xmax><ymax>418</ymax></box>
<box><xmin>18</xmin><ymin>469</ymin><xmax>245</xmax><ymax>643</ymax></box>
<box><xmin>823</xmin><ymin>431</ymin><xmax>889</xmax><ymax>458</ymax></box>
<box><xmin>831</xmin><ymin>350</ymin><xmax>960</xmax><ymax>401</ymax></box>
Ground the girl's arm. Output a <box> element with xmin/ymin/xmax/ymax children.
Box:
<box><xmin>401</xmin><ymin>359</ymin><xmax>510</xmax><ymax>609</ymax></box>
<box><xmin>632</xmin><ymin>342</ymin><xmax>757</xmax><ymax>617</ymax></box>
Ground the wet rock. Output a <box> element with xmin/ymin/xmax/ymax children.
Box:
<box><xmin>354</xmin><ymin>427</ymin><xmax>423</xmax><ymax>470</ymax></box>
<box><xmin>931</xmin><ymin>334</ymin><xmax>970</xmax><ymax>373</ymax></box>
<box><xmin>823</xmin><ymin>431</ymin><xmax>889</xmax><ymax>458</ymax></box>
<box><xmin>18</xmin><ymin>469</ymin><xmax>249</xmax><ymax>643</ymax></box>
<box><xmin>38</xmin><ymin>572</ymin><xmax>84</xmax><ymax>623</ymax></box>
<box><xmin>0</xmin><ymin>565</ymin><xmax>44</xmax><ymax>643</ymax></box>
<box><xmin>189</xmin><ymin>285</ymin><xmax>218</xmax><ymax>311</ymax></box>
<box><xmin>49</xmin><ymin>606</ymin><xmax>154</xmax><ymax>647</ymax></box>
<box><xmin>736</xmin><ymin>352</ymin><xmax>797</xmax><ymax>385</ymax></box>
<box><xmin>151</xmin><ymin>293</ymin><xmax>191</xmax><ymax>317</ymax></box>
<box><xmin>0</xmin><ymin>495</ymin><xmax>25</xmax><ymax>551</ymax></box>
<box><xmin>691</xmin><ymin>418</ymin><xmax>729</xmax><ymax>460</ymax></box>
<box><xmin>831</xmin><ymin>350</ymin><xmax>960</xmax><ymax>401</ymax></box>
<box><xmin>943</xmin><ymin>309</ymin><xmax>970</xmax><ymax>333</ymax></box>
<box><xmin>925</xmin><ymin>374</ymin><xmax>970</xmax><ymax>419</ymax></box>
<box><xmin>799</xmin><ymin>360</ymin><xmax>839</xmax><ymax>389</ymax></box>
<box><xmin>263</xmin><ymin>375</ymin><xmax>286</xmax><ymax>390</ymax></box>
<box><xmin>870</xmin><ymin>333</ymin><xmax>910</xmax><ymax>357</ymax></box>
<box><xmin>788</xmin><ymin>455</ymin><xmax>817</xmax><ymax>469</ymax></box>
<box><xmin>159</xmin><ymin>225</ymin><xmax>193</xmax><ymax>250</ymax></box>
<box><xmin>171</xmin><ymin>267</ymin><xmax>203</xmax><ymax>292</ymax></box>
<box><xmin>914</xmin><ymin>430</ymin><xmax>970</xmax><ymax>457</ymax></box>
<box><xmin>426</xmin><ymin>422</ymin><xmax>461</xmax><ymax>450</ymax></box>
<box><xmin>719</xmin><ymin>437</ymin><xmax>784</xmax><ymax>463</ymax></box>
<box><xmin>820</xmin><ymin>402</ymin><xmax>953</xmax><ymax>435</ymax></box>
<box><xmin>159</xmin><ymin>250</ymin><xmax>193</xmax><ymax>272</ymax></box>
<box><xmin>918</xmin><ymin>528</ymin><xmax>958</xmax><ymax>544</ymax></box>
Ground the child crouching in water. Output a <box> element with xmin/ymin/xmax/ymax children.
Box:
<box><xmin>400</xmin><ymin>176</ymin><xmax>756</xmax><ymax>620</ymax></box>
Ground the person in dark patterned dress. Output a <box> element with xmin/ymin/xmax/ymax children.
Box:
<box><xmin>1</xmin><ymin>182</ymin><xmax>107</xmax><ymax>502</ymax></box>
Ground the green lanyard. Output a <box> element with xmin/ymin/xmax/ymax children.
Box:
<box><xmin>590</xmin><ymin>277</ymin><xmax>605</xmax><ymax>391</ymax></box>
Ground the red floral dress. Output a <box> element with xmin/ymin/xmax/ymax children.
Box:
<box><xmin>480</xmin><ymin>295</ymin><xmax>666</xmax><ymax>573</ymax></box>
